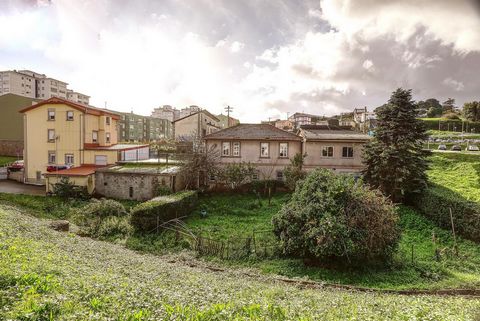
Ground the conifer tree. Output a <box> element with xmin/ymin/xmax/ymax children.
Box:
<box><xmin>363</xmin><ymin>88</ymin><xmax>430</xmax><ymax>202</ymax></box>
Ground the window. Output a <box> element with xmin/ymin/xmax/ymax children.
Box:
<box><xmin>47</xmin><ymin>129</ymin><xmax>55</xmax><ymax>142</ymax></box>
<box><xmin>322</xmin><ymin>146</ymin><xmax>334</xmax><ymax>157</ymax></box>
<box><xmin>48</xmin><ymin>109</ymin><xmax>55</xmax><ymax>121</ymax></box>
<box><xmin>279</xmin><ymin>143</ymin><xmax>288</xmax><ymax>158</ymax></box>
<box><xmin>106</xmin><ymin>132</ymin><xmax>111</xmax><ymax>143</ymax></box>
<box><xmin>342</xmin><ymin>146</ymin><xmax>354</xmax><ymax>158</ymax></box>
<box><xmin>222</xmin><ymin>142</ymin><xmax>230</xmax><ymax>156</ymax></box>
<box><xmin>260</xmin><ymin>142</ymin><xmax>269</xmax><ymax>157</ymax></box>
<box><xmin>276</xmin><ymin>171</ymin><xmax>284</xmax><ymax>181</ymax></box>
<box><xmin>232</xmin><ymin>142</ymin><xmax>241</xmax><ymax>156</ymax></box>
<box><xmin>48</xmin><ymin>151</ymin><xmax>56</xmax><ymax>164</ymax></box>
<box><xmin>66</xmin><ymin>111</ymin><xmax>74</xmax><ymax>121</ymax></box>
<box><xmin>106</xmin><ymin>117</ymin><xmax>111</xmax><ymax>125</ymax></box>
<box><xmin>65</xmin><ymin>154</ymin><xmax>74</xmax><ymax>165</ymax></box>
<box><xmin>252</xmin><ymin>171</ymin><xmax>259</xmax><ymax>180</ymax></box>
<box><xmin>129</xmin><ymin>186</ymin><xmax>134</xmax><ymax>198</ymax></box>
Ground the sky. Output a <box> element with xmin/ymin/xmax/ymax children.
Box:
<box><xmin>1</xmin><ymin>0</ymin><xmax>479</xmax><ymax>122</ymax></box>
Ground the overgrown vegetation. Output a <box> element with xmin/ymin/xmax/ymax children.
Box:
<box><xmin>130</xmin><ymin>191</ymin><xmax>198</xmax><ymax>232</ymax></box>
<box><xmin>283</xmin><ymin>152</ymin><xmax>307</xmax><ymax>191</ymax></box>
<box><xmin>2</xmin><ymin>206</ymin><xmax>478</xmax><ymax>320</ymax></box>
<box><xmin>272</xmin><ymin>169</ymin><xmax>400</xmax><ymax>265</ymax></box>
<box><xmin>70</xmin><ymin>198</ymin><xmax>132</xmax><ymax>239</ymax></box>
<box><xmin>51</xmin><ymin>176</ymin><xmax>89</xmax><ymax>199</ymax></box>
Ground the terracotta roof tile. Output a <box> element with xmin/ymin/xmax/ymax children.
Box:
<box><xmin>204</xmin><ymin>123</ymin><xmax>302</xmax><ymax>141</ymax></box>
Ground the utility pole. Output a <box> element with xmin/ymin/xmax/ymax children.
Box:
<box><xmin>225</xmin><ymin>105</ymin><xmax>233</xmax><ymax>128</ymax></box>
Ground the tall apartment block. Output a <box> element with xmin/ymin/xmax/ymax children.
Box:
<box><xmin>119</xmin><ymin>112</ymin><xmax>172</xmax><ymax>143</ymax></box>
<box><xmin>151</xmin><ymin>105</ymin><xmax>202</xmax><ymax>122</ymax></box>
<box><xmin>0</xmin><ymin>69</ymin><xmax>90</xmax><ymax>105</ymax></box>
<box><xmin>151</xmin><ymin>105</ymin><xmax>180</xmax><ymax>122</ymax></box>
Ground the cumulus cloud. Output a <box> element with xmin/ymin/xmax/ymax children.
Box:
<box><xmin>0</xmin><ymin>0</ymin><xmax>479</xmax><ymax>122</ymax></box>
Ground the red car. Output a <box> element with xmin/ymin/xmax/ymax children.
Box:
<box><xmin>7</xmin><ymin>160</ymin><xmax>24</xmax><ymax>171</ymax></box>
<box><xmin>46</xmin><ymin>164</ymin><xmax>72</xmax><ymax>172</ymax></box>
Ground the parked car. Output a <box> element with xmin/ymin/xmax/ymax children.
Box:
<box><xmin>7</xmin><ymin>160</ymin><xmax>24</xmax><ymax>172</ymax></box>
<box><xmin>46</xmin><ymin>164</ymin><xmax>72</xmax><ymax>172</ymax></box>
<box><xmin>437</xmin><ymin>144</ymin><xmax>447</xmax><ymax>151</ymax></box>
<box><xmin>466</xmin><ymin>145</ymin><xmax>480</xmax><ymax>152</ymax></box>
<box><xmin>451</xmin><ymin>145</ymin><xmax>462</xmax><ymax>151</ymax></box>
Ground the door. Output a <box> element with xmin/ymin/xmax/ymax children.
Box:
<box><xmin>95</xmin><ymin>155</ymin><xmax>108</xmax><ymax>166</ymax></box>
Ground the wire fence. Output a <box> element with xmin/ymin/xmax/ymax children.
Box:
<box><xmin>153</xmin><ymin>219</ymin><xmax>279</xmax><ymax>259</ymax></box>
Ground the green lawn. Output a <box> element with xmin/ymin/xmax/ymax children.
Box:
<box><xmin>2</xmin><ymin>205</ymin><xmax>479</xmax><ymax>320</ymax></box>
<box><xmin>0</xmin><ymin>155</ymin><xmax>17</xmax><ymax>166</ymax></box>
<box><xmin>126</xmin><ymin>193</ymin><xmax>480</xmax><ymax>290</ymax></box>
<box><xmin>427</xmin><ymin>152</ymin><xmax>480</xmax><ymax>202</ymax></box>
<box><xmin>428</xmin><ymin>130</ymin><xmax>480</xmax><ymax>139</ymax></box>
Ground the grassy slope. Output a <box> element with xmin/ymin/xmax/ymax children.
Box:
<box><xmin>127</xmin><ymin>193</ymin><xmax>480</xmax><ymax>290</ymax></box>
<box><xmin>427</xmin><ymin>152</ymin><xmax>480</xmax><ymax>202</ymax></box>
<box><xmin>0</xmin><ymin>156</ymin><xmax>17</xmax><ymax>166</ymax></box>
<box><xmin>1</xmin><ymin>205</ymin><xmax>479</xmax><ymax>320</ymax></box>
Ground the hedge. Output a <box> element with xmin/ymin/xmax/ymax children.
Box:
<box><xmin>421</xmin><ymin>118</ymin><xmax>480</xmax><ymax>132</ymax></box>
<box><xmin>130</xmin><ymin>191</ymin><xmax>198</xmax><ymax>232</ymax></box>
<box><xmin>411</xmin><ymin>185</ymin><xmax>480</xmax><ymax>242</ymax></box>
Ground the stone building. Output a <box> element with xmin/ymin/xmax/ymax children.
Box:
<box><xmin>95</xmin><ymin>166</ymin><xmax>184</xmax><ymax>201</ymax></box>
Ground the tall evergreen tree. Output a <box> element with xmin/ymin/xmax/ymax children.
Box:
<box><xmin>363</xmin><ymin>88</ymin><xmax>430</xmax><ymax>202</ymax></box>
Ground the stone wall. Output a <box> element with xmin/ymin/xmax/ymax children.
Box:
<box><xmin>95</xmin><ymin>171</ymin><xmax>183</xmax><ymax>201</ymax></box>
<box><xmin>0</xmin><ymin>140</ymin><xmax>23</xmax><ymax>157</ymax></box>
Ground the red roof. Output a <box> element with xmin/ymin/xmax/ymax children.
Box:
<box><xmin>44</xmin><ymin>165</ymin><xmax>103</xmax><ymax>177</ymax></box>
<box><xmin>19</xmin><ymin>97</ymin><xmax>120</xmax><ymax>119</ymax></box>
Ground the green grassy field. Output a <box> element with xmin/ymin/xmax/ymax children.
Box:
<box><xmin>126</xmin><ymin>193</ymin><xmax>480</xmax><ymax>290</ymax></box>
<box><xmin>428</xmin><ymin>130</ymin><xmax>480</xmax><ymax>139</ymax></box>
<box><xmin>1</xmin><ymin>205</ymin><xmax>479</xmax><ymax>320</ymax></box>
<box><xmin>0</xmin><ymin>155</ymin><xmax>17</xmax><ymax>166</ymax></box>
<box><xmin>427</xmin><ymin>152</ymin><xmax>480</xmax><ymax>202</ymax></box>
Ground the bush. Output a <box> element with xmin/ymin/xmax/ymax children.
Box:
<box><xmin>130</xmin><ymin>191</ymin><xmax>198</xmax><ymax>232</ymax></box>
<box><xmin>272</xmin><ymin>169</ymin><xmax>400</xmax><ymax>265</ymax></box>
<box><xmin>283</xmin><ymin>153</ymin><xmax>307</xmax><ymax>191</ymax></box>
<box><xmin>51</xmin><ymin>177</ymin><xmax>89</xmax><ymax>199</ymax></box>
<box><xmin>71</xmin><ymin>199</ymin><xmax>131</xmax><ymax>239</ymax></box>
<box><xmin>411</xmin><ymin>184</ymin><xmax>480</xmax><ymax>242</ymax></box>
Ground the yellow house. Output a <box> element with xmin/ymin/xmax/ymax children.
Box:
<box><xmin>20</xmin><ymin>97</ymin><xmax>149</xmax><ymax>191</ymax></box>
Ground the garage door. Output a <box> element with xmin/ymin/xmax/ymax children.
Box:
<box><xmin>95</xmin><ymin>155</ymin><xmax>108</xmax><ymax>166</ymax></box>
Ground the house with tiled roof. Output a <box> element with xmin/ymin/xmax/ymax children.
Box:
<box><xmin>204</xmin><ymin>123</ymin><xmax>303</xmax><ymax>180</ymax></box>
<box><xmin>19</xmin><ymin>97</ymin><xmax>149</xmax><ymax>189</ymax></box>
<box><xmin>204</xmin><ymin>123</ymin><xmax>371</xmax><ymax>181</ymax></box>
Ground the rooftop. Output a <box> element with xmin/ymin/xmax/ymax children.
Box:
<box><xmin>84</xmin><ymin>144</ymin><xmax>149</xmax><ymax>151</ymax></box>
<box><xmin>204</xmin><ymin>123</ymin><xmax>302</xmax><ymax>141</ymax></box>
<box><xmin>172</xmin><ymin>110</ymin><xmax>220</xmax><ymax>123</ymax></box>
<box><xmin>19</xmin><ymin>97</ymin><xmax>120</xmax><ymax>119</ymax></box>
<box><xmin>96</xmin><ymin>165</ymin><xmax>180</xmax><ymax>175</ymax></box>
<box><xmin>300</xmin><ymin>125</ymin><xmax>372</xmax><ymax>141</ymax></box>
<box><xmin>44</xmin><ymin>165</ymin><xmax>101</xmax><ymax>177</ymax></box>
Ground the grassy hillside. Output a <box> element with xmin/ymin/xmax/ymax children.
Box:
<box><xmin>428</xmin><ymin>152</ymin><xmax>480</xmax><ymax>202</ymax></box>
<box><xmin>1</xmin><ymin>205</ymin><xmax>480</xmax><ymax>320</ymax></box>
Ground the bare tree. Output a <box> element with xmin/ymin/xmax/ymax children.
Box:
<box><xmin>259</xmin><ymin>159</ymin><xmax>279</xmax><ymax>205</ymax></box>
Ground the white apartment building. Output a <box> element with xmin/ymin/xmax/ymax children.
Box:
<box><xmin>0</xmin><ymin>69</ymin><xmax>89</xmax><ymax>104</ymax></box>
<box><xmin>151</xmin><ymin>105</ymin><xmax>180</xmax><ymax>122</ymax></box>
<box><xmin>67</xmin><ymin>89</ymin><xmax>90</xmax><ymax>105</ymax></box>
<box><xmin>179</xmin><ymin>105</ymin><xmax>201</xmax><ymax>118</ymax></box>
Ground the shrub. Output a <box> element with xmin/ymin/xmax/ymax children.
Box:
<box><xmin>71</xmin><ymin>199</ymin><xmax>130</xmax><ymax>239</ymax></box>
<box><xmin>130</xmin><ymin>191</ymin><xmax>198</xmax><ymax>232</ymax></box>
<box><xmin>272</xmin><ymin>169</ymin><xmax>400</xmax><ymax>265</ymax></box>
<box><xmin>51</xmin><ymin>177</ymin><xmax>89</xmax><ymax>199</ymax></box>
<box><xmin>411</xmin><ymin>184</ymin><xmax>480</xmax><ymax>242</ymax></box>
<box><xmin>155</xmin><ymin>185</ymin><xmax>172</xmax><ymax>196</ymax></box>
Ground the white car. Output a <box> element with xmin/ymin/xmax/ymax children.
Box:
<box><xmin>466</xmin><ymin>145</ymin><xmax>479</xmax><ymax>151</ymax></box>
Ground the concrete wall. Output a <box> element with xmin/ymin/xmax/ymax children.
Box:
<box><xmin>0</xmin><ymin>94</ymin><xmax>40</xmax><ymax>144</ymax></box>
<box><xmin>45</xmin><ymin>174</ymin><xmax>94</xmax><ymax>194</ymax></box>
<box><xmin>303</xmin><ymin>140</ymin><xmax>365</xmax><ymax>173</ymax></box>
<box><xmin>95</xmin><ymin>171</ymin><xmax>184</xmax><ymax>201</ymax></box>
<box><xmin>174</xmin><ymin>112</ymin><xmax>219</xmax><ymax>140</ymax></box>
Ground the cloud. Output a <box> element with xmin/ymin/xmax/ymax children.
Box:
<box><xmin>0</xmin><ymin>0</ymin><xmax>479</xmax><ymax>123</ymax></box>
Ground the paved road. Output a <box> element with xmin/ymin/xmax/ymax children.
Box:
<box><xmin>0</xmin><ymin>180</ymin><xmax>45</xmax><ymax>196</ymax></box>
